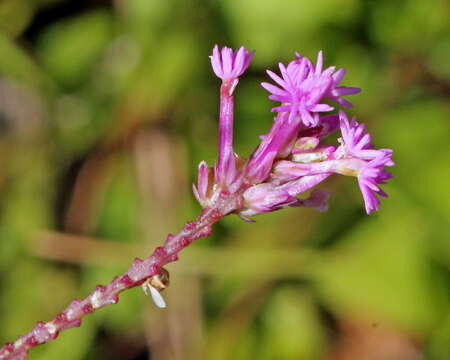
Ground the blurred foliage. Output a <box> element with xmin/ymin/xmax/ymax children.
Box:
<box><xmin>0</xmin><ymin>0</ymin><xmax>448</xmax><ymax>359</ymax></box>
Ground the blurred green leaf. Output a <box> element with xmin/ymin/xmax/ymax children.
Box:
<box><xmin>0</xmin><ymin>144</ymin><xmax>53</xmax><ymax>268</ymax></box>
<box><xmin>378</xmin><ymin>100</ymin><xmax>450</xmax><ymax>221</ymax></box>
<box><xmin>117</xmin><ymin>0</ymin><xmax>172</xmax><ymax>44</ymax></box>
<box><xmin>369</xmin><ymin>0</ymin><xmax>449</xmax><ymax>51</ymax></box>
<box><xmin>260</xmin><ymin>287</ymin><xmax>326</xmax><ymax>360</ymax></box>
<box><xmin>95</xmin><ymin>155</ymin><xmax>143</xmax><ymax>243</ymax></box>
<box><xmin>0</xmin><ymin>0</ymin><xmax>65</xmax><ymax>37</ymax></box>
<box><xmin>428</xmin><ymin>310</ymin><xmax>450</xmax><ymax>360</ymax></box>
<box><xmin>313</xmin><ymin>186</ymin><xmax>446</xmax><ymax>335</ymax></box>
<box><xmin>427</xmin><ymin>34</ymin><xmax>450</xmax><ymax>80</ymax></box>
<box><xmin>128</xmin><ymin>33</ymin><xmax>201</xmax><ymax>111</ymax></box>
<box><xmin>220</xmin><ymin>0</ymin><xmax>359</xmax><ymax>65</ymax></box>
<box><xmin>0</xmin><ymin>31</ymin><xmax>51</xmax><ymax>88</ymax></box>
<box><xmin>37</xmin><ymin>10</ymin><xmax>113</xmax><ymax>88</ymax></box>
<box><xmin>0</xmin><ymin>0</ymin><xmax>34</xmax><ymax>37</ymax></box>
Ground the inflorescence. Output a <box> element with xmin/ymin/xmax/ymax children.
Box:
<box><xmin>0</xmin><ymin>45</ymin><xmax>394</xmax><ymax>360</ymax></box>
<box><xmin>194</xmin><ymin>45</ymin><xmax>393</xmax><ymax>218</ymax></box>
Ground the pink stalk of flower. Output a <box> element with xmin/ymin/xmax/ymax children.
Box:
<box><xmin>278</xmin><ymin>173</ymin><xmax>332</xmax><ymax>198</ymax></box>
<box><xmin>245</xmin><ymin>111</ymin><xmax>300</xmax><ymax>183</ymax></box>
<box><xmin>240</xmin><ymin>185</ymin><xmax>331</xmax><ymax>219</ymax></box>
<box><xmin>0</xmin><ymin>46</ymin><xmax>394</xmax><ymax>360</ymax></box>
<box><xmin>210</xmin><ymin>45</ymin><xmax>254</xmax><ymax>189</ymax></box>
<box><xmin>240</xmin><ymin>183</ymin><xmax>297</xmax><ymax>218</ymax></box>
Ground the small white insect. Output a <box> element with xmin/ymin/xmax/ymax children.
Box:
<box><xmin>142</xmin><ymin>267</ymin><xmax>170</xmax><ymax>309</ymax></box>
<box><xmin>147</xmin><ymin>284</ymin><xmax>166</xmax><ymax>308</ymax></box>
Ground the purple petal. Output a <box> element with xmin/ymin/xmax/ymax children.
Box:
<box><xmin>243</xmin><ymin>50</ymin><xmax>255</xmax><ymax>71</ymax></box>
<box><xmin>232</xmin><ymin>46</ymin><xmax>246</xmax><ymax>77</ymax></box>
<box><xmin>332</xmin><ymin>68</ymin><xmax>346</xmax><ymax>84</ymax></box>
<box><xmin>333</xmin><ymin>86</ymin><xmax>361</xmax><ymax>96</ymax></box>
<box><xmin>315</xmin><ymin>50</ymin><xmax>323</xmax><ymax>75</ymax></box>
<box><xmin>210</xmin><ymin>45</ymin><xmax>223</xmax><ymax>78</ymax></box>
<box><xmin>261</xmin><ymin>82</ymin><xmax>287</xmax><ymax>97</ymax></box>
<box><xmin>266</xmin><ymin>69</ymin><xmax>288</xmax><ymax>89</ymax></box>
<box><xmin>221</xmin><ymin>47</ymin><xmax>233</xmax><ymax>76</ymax></box>
<box><xmin>309</xmin><ymin>103</ymin><xmax>334</xmax><ymax>112</ymax></box>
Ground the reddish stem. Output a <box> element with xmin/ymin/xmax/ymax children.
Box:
<box><xmin>0</xmin><ymin>191</ymin><xmax>243</xmax><ymax>360</ymax></box>
<box><xmin>217</xmin><ymin>79</ymin><xmax>236</xmax><ymax>186</ymax></box>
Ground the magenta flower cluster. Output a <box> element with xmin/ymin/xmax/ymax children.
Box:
<box><xmin>261</xmin><ymin>51</ymin><xmax>360</xmax><ymax>126</ymax></box>
<box><xmin>0</xmin><ymin>45</ymin><xmax>395</xmax><ymax>360</ymax></box>
<box><xmin>194</xmin><ymin>45</ymin><xmax>394</xmax><ymax>215</ymax></box>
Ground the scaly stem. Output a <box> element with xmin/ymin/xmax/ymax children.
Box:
<box><xmin>0</xmin><ymin>191</ymin><xmax>243</xmax><ymax>360</ymax></box>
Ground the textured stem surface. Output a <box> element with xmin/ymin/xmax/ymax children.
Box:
<box><xmin>217</xmin><ymin>80</ymin><xmax>236</xmax><ymax>186</ymax></box>
<box><xmin>0</xmin><ymin>191</ymin><xmax>242</xmax><ymax>360</ymax></box>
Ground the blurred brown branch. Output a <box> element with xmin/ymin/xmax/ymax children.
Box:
<box><xmin>30</xmin><ymin>230</ymin><xmax>317</xmax><ymax>278</ymax></box>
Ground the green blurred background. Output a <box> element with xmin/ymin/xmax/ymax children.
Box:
<box><xmin>0</xmin><ymin>0</ymin><xmax>449</xmax><ymax>359</ymax></box>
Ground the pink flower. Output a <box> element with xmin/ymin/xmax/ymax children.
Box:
<box><xmin>337</xmin><ymin>110</ymin><xmax>392</xmax><ymax>161</ymax></box>
<box><xmin>210</xmin><ymin>45</ymin><xmax>254</xmax><ymax>81</ymax></box>
<box><xmin>193</xmin><ymin>161</ymin><xmax>213</xmax><ymax>207</ymax></box>
<box><xmin>336</xmin><ymin>111</ymin><xmax>394</xmax><ymax>213</ymax></box>
<box><xmin>324</xmin><ymin>68</ymin><xmax>360</xmax><ymax>108</ymax></box>
<box><xmin>240</xmin><ymin>183</ymin><xmax>297</xmax><ymax>217</ymax></box>
<box><xmin>358</xmin><ymin>153</ymin><xmax>393</xmax><ymax>214</ymax></box>
<box><xmin>208</xmin><ymin>45</ymin><xmax>254</xmax><ymax>190</ymax></box>
<box><xmin>261</xmin><ymin>51</ymin><xmax>360</xmax><ymax>127</ymax></box>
